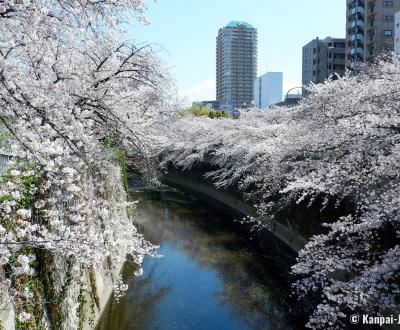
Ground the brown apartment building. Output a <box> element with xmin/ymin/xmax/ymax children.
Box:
<box><xmin>346</xmin><ymin>0</ymin><xmax>400</xmax><ymax>67</ymax></box>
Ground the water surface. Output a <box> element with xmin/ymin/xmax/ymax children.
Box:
<box><xmin>98</xmin><ymin>186</ymin><xmax>298</xmax><ymax>330</ymax></box>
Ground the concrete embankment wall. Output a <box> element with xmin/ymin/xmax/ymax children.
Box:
<box><xmin>0</xmin><ymin>261</ymin><xmax>124</xmax><ymax>330</ymax></box>
<box><xmin>164</xmin><ymin>170</ymin><xmax>308</xmax><ymax>252</ymax></box>
<box><xmin>79</xmin><ymin>261</ymin><xmax>125</xmax><ymax>330</ymax></box>
<box><xmin>165</xmin><ymin>169</ymin><xmax>353</xmax><ymax>253</ymax></box>
<box><xmin>0</xmin><ymin>158</ymin><xmax>127</xmax><ymax>330</ymax></box>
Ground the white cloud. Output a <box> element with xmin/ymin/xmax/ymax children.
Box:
<box><xmin>283</xmin><ymin>81</ymin><xmax>302</xmax><ymax>98</ymax></box>
<box><xmin>182</xmin><ymin>79</ymin><xmax>216</xmax><ymax>103</ymax></box>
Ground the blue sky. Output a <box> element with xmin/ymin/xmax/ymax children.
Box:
<box><xmin>126</xmin><ymin>0</ymin><xmax>345</xmax><ymax>103</ymax></box>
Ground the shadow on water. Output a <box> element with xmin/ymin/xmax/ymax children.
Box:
<box><xmin>97</xmin><ymin>177</ymin><xmax>305</xmax><ymax>330</ymax></box>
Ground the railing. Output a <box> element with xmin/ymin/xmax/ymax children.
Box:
<box><xmin>351</xmin><ymin>33</ymin><xmax>364</xmax><ymax>43</ymax></box>
<box><xmin>350</xmin><ymin>0</ymin><xmax>365</xmax><ymax>8</ymax></box>
<box><xmin>351</xmin><ymin>7</ymin><xmax>365</xmax><ymax>15</ymax></box>
<box><xmin>351</xmin><ymin>20</ymin><xmax>365</xmax><ymax>28</ymax></box>
<box><xmin>351</xmin><ymin>47</ymin><xmax>364</xmax><ymax>55</ymax></box>
<box><xmin>0</xmin><ymin>151</ymin><xmax>15</xmax><ymax>174</ymax></box>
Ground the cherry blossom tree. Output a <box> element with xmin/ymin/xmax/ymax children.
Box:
<box><xmin>157</xmin><ymin>57</ymin><xmax>400</xmax><ymax>329</ymax></box>
<box><xmin>0</xmin><ymin>0</ymin><xmax>173</xmax><ymax>323</ymax></box>
<box><xmin>3</xmin><ymin>1</ymin><xmax>399</xmax><ymax>328</ymax></box>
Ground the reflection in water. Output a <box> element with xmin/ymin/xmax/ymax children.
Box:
<box><xmin>98</xmin><ymin>260</ymin><xmax>171</xmax><ymax>329</ymax></box>
<box><xmin>98</xmin><ymin>188</ymin><xmax>298</xmax><ymax>330</ymax></box>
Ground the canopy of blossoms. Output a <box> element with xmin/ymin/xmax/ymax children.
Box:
<box><xmin>155</xmin><ymin>59</ymin><xmax>400</xmax><ymax>329</ymax></box>
<box><xmin>0</xmin><ymin>0</ymin><xmax>175</xmax><ymax>321</ymax></box>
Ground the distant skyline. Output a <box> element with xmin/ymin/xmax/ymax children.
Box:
<box><xmin>126</xmin><ymin>0</ymin><xmax>345</xmax><ymax>104</ymax></box>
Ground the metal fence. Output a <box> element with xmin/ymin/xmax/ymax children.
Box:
<box><xmin>0</xmin><ymin>152</ymin><xmax>14</xmax><ymax>174</ymax></box>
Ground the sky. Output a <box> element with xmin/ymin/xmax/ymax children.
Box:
<box><xmin>126</xmin><ymin>0</ymin><xmax>346</xmax><ymax>104</ymax></box>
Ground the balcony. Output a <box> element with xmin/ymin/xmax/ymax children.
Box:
<box><xmin>351</xmin><ymin>0</ymin><xmax>365</xmax><ymax>8</ymax></box>
<box><xmin>351</xmin><ymin>33</ymin><xmax>364</xmax><ymax>43</ymax></box>
<box><xmin>351</xmin><ymin>20</ymin><xmax>365</xmax><ymax>28</ymax></box>
<box><xmin>351</xmin><ymin>7</ymin><xmax>365</xmax><ymax>15</ymax></box>
<box><xmin>351</xmin><ymin>47</ymin><xmax>364</xmax><ymax>55</ymax></box>
<box><xmin>350</xmin><ymin>25</ymin><xmax>364</xmax><ymax>35</ymax></box>
<box><xmin>351</xmin><ymin>41</ymin><xmax>364</xmax><ymax>50</ymax></box>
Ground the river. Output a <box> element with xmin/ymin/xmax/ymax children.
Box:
<box><xmin>97</xmin><ymin>179</ymin><xmax>303</xmax><ymax>330</ymax></box>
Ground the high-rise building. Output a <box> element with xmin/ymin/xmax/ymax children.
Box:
<box><xmin>216</xmin><ymin>21</ymin><xmax>257</xmax><ymax>112</ymax></box>
<box><xmin>302</xmin><ymin>37</ymin><xmax>346</xmax><ymax>86</ymax></box>
<box><xmin>346</xmin><ymin>0</ymin><xmax>400</xmax><ymax>67</ymax></box>
<box><xmin>253</xmin><ymin>72</ymin><xmax>283</xmax><ymax>108</ymax></box>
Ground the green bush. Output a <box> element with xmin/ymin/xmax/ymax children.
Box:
<box><xmin>184</xmin><ymin>103</ymin><xmax>231</xmax><ymax>119</ymax></box>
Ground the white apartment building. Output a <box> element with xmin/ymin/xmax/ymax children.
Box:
<box><xmin>253</xmin><ymin>72</ymin><xmax>283</xmax><ymax>109</ymax></box>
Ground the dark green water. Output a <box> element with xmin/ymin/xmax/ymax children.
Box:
<box><xmin>97</xmin><ymin>186</ymin><xmax>299</xmax><ymax>330</ymax></box>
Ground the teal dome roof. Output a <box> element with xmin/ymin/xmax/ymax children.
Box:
<box><xmin>226</xmin><ymin>21</ymin><xmax>254</xmax><ymax>29</ymax></box>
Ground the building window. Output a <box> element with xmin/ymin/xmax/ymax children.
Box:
<box><xmin>383</xmin><ymin>0</ymin><xmax>393</xmax><ymax>6</ymax></box>
<box><xmin>383</xmin><ymin>15</ymin><xmax>393</xmax><ymax>21</ymax></box>
<box><xmin>384</xmin><ymin>29</ymin><xmax>393</xmax><ymax>36</ymax></box>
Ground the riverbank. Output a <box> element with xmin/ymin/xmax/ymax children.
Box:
<box><xmin>97</xmin><ymin>177</ymin><xmax>307</xmax><ymax>330</ymax></box>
